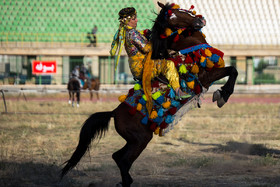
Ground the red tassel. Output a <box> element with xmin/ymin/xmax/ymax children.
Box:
<box><xmin>129</xmin><ymin>107</ymin><xmax>137</xmax><ymax>115</ymax></box>
<box><xmin>189</xmin><ymin>5</ymin><xmax>194</xmax><ymax>10</ymax></box>
<box><xmin>184</xmin><ymin>55</ymin><xmax>193</xmax><ymax>64</ymax></box>
<box><xmin>193</xmin><ymin>51</ymin><xmax>201</xmax><ymax>58</ymax></box>
<box><xmin>173</xmin><ymin>34</ymin><xmax>179</xmax><ymax>42</ymax></box>
<box><xmin>171</xmin><ymin>56</ymin><xmax>183</xmax><ymax>66</ymax></box>
<box><xmin>160</xmin><ymin>121</ymin><xmax>168</xmax><ymax>129</ymax></box>
<box><xmin>160</xmin><ymin>34</ymin><xmax>167</xmax><ymax>39</ymax></box>
<box><xmin>128</xmin><ymin>88</ymin><xmax>134</xmax><ymax>96</ymax></box>
<box><xmin>168</xmin><ymin>107</ymin><xmax>177</xmax><ymax>115</ymax></box>
<box><xmin>150</xmin><ymin>123</ymin><xmax>157</xmax><ymax>131</ymax></box>
<box><xmin>194</xmin><ymin>84</ymin><xmax>201</xmax><ymax>94</ymax></box>
<box><xmin>200</xmin><ymin>49</ymin><xmax>206</xmax><ymax>57</ymax></box>
<box><xmin>168</xmin><ymin>9</ymin><xmax>172</xmax><ymax>16</ymax></box>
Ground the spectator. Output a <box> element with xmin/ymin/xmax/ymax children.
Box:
<box><xmin>88</xmin><ymin>25</ymin><xmax>98</xmax><ymax>47</ymax></box>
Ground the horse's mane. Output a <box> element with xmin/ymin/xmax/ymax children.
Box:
<box><xmin>151</xmin><ymin>3</ymin><xmax>173</xmax><ymax>59</ymax></box>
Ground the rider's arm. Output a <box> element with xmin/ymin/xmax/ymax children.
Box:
<box><xmin>130</xmin><ymin>30</ymin><xmax>151</xmax><ymax>54</ymax></box>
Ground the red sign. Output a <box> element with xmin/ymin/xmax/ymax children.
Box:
<box><xmin>32</xmin><ymin>61</ymin><xmax>57</xmax><ymax>74</ymax></box>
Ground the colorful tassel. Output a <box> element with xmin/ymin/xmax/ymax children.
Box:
<box><xmin>210</xmin><ymin>54</ymin><xmax>220</xmax><ymax>63</ymax></box>
<box><xmin>187</xmin><ymin>80</ymin><xmax>195</xmax><ymax>89</ymax></box>
<box><xmin>206</xmin><ymin>58</ymin><xmax>214</xmax><ymax>68</ymax></box>
<box><xmin>150</xmin><ymin>110</ymin><xmax>158</xmax><ymax>119</ymax></box>
<box><xmin>156</xmin><ymin>95</ymin><xmax>165</xmax><ymax>105</ymax></box>
<box><xmin>118</xmin><ymin>95</ymin><xmax>127</xmax><ymax>102</ymax></box>
<box><xmin>139</xmin><ymin>97</ymin><xmax>146</xmax><ymax>105</ymax></box>
<box><xmin>158</xmin><ymin>107</ymin><xmax>164</xmax><ymax>117</ymax></box>
<box><xmin>152</xmin><ymin>91</ymin><xmax>161</xmax><ymax>100</ymax></box>
<box><xmin>168</xmin><ymin>88</ymin><xmax>176</xmax><ymax>99</ymax></box>
<box><xmin>218</xmin><ymin>58</ymin><xmax>225</xmax><ymax>67</ymax></box>
<box><xmin>205</xmin><ymin>48</ymin><xmax>212</xmax><ymax>57</ymax></box>
<box><xmin>165</xmin><ymin>115</ymin><xmax>174</xmax><ymax>124</ymax></box>
<box><xmin>179</xmin><ymin>64</ymin><xmax>187</xmax><ymax>74</ymax></box>
<box><xmin>150</xmin><ymin>123</ymin><xmax>157</xmax><ymax>131</ymax></box>
<box><xmin>173</xmin><ymin>34</ymin><xmax>179</xmax><ymax>42</ymax></box>
<box><xmin>165</xmin><ymin>28</ymin><xmax>172</xmax><ymax>37</ymax></box>
<box><xmin>184</xmin><ymin>55</ymin><xmax>193</xmax><ymax>64</ymax></box>
<box><xmin>160</xmin><ymin>121</ymin><xmax>168</xmax><ymax>129</ymax></box>
<box><xmin>171</xmin><ymin>100</ymin><xmax>180</xmax><ymax>107</ymax></box>
<box><xmin>180</xmin><ymin>79</ymin><xmax>187</xmax><ymax>88</ymax></box>
<box><xmin>154</xmin><ymin>127</ymin><xmax>160</xmax><ymax>135</ymax></box>
<box><xmin>134</xmin><ymin>83</ymin><xmax>141</xmax><ymax>90</ymax></box>
<box><xmin>136</xmin><ymin>103</ymin><xmax>142</xmax><ymax>111</ymax></box>
<box><xmin>141</xmin><ymin>116</ymin><xmax>148</xmax><ymax>125</ymax></box>
<box><xmin>168</xmin><ymin>107</ymin><xmax>177</xmax><ymax>115</ymax></box>
<box><xmin>191</xmin><ymin>63</ymin><xmax>199</xmax><ymax>74</ymax></box>
<box><xmin>162</xmin><ymin>100</ymin><xmax>171</xmax><ymax>109</ymax></box>
<box><xmin>153</xmin><ymin>116</ymin><xmax>163</xmax><ymax>123</ymax></box>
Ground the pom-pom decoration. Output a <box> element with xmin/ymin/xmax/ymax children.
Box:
<box><xmin>187</xmin><ymin>80</ymin><xmax>195</xmax><ymax>89</ymax></box>
<box><xmin>204</xmin><ymin>48</ymin><xmax>212</xmax><ymax>57</ymax></box>
<box><xmin>136</xmin><ymin>103</ymin><xmax>142</xmax><ymax>111</ymax></box>
<box><xmin>154</xmin><ymin>127</ymin><xmax>160</xmax><ymax>135</ymax></box>
<box><xmin>150</xmin><ymin>110</ymin><xmax>158</xmax><ymax>119</ymax></box>
<box><xmin>139</xmin><ymin>97</ymin><xmax>146</xmax><ymax>105</ymax></box>
<box><xmin>165</xmin><ymin>115</ymin><xmax>174</xmax><ymax>124</ymax></box>
<box><xmin>152</xmin><ymin>91</ymin><xmax>162</xmax><ymax>100</ymax></box>
<box><xmin>134</xmin><ymin>83</ymin><xmax>141</xmax><ymax>90</ymax></box>
<box><xmin>158</xmin><ymin>107</ymin><xmax>164</xmax><ymax>117</ymax></box>
<box><xmin>162</xmin><ymin>101</ymin><xmax>171</xmax><ymax>109</ymax></box>
<box><xmin>141</xmin><ymin>116</ymin><xmax>148</xmax><ymax>125</ymax></box>
<box><xmin>155</xmin><ymin>95</ymin><xmax>165</xmax><ymax>105</ymax></box>
<box><xmin>179</xmin><ymin>64</ymin><xmax>187</xmax><ymax>74</ymax></box>
<box><xmin>165</xmin><ymin>28</ymin><xmax>172</xmax><ymax>37</ymax></box>
<box><xmin>191</xmin><ymin>63</ymin><xmax>199</xmax><ymax>74</ymax></box>
<box><xmin>168</xmin><ymin>88</ymin><xmax>176</xmax><ymax>99</ymax></box>
<box><xmin>206</xmin><ymin>58</ymin><xmax>214</xmax><ymax>68</ymax></box>
<box><xmin>118</xmin><ymin>95</ymin><xmax>127</xmax><ymax>102</ymax></box>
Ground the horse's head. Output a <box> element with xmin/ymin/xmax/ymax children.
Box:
<box><xmin>151</xmin><ymin>2</ymin><xmax>206</xmax><ymax>59</ymax></box>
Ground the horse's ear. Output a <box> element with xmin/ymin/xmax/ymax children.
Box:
<box><xmin>157</xmin><ymin>2</ymin><xmax>165</xmax><ymax>9</ymax></box>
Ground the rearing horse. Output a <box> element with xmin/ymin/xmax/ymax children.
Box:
<box><xmin>61</xmin><ymin>2</ymin><xmax>237</xmax><ymax>187</ymax></box>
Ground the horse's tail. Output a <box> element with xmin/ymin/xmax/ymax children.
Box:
<box><xmin>60</xmin><ymin>111</ymin><xmax>113</xmax><ymax>179</ymax></box>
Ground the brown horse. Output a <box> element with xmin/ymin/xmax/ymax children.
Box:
<box><xmin>79</xmin><ymin>69</ymin><xmax>100</xmax><ymax>100</ymax></box>
<box><xmin>82</xmin><ymin>78</ymin><xmax>100</xmax><ymax>100</ymax></box>
<box><xmin>61</xmin><ymin>2</ymin><xmax>238</xmax><ymax>187</ymax></box>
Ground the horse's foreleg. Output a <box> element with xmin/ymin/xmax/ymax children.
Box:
<box><xmin>90</xmin><ymin>90</ymin><xmax>93</xmax><ymax>100</ymax></box>
<box><xmin>199</xmin><ymin>66</ymin><xmax>238</xmax><ymax>107</ymax></box>
<box><xmin>76</xmin><ymin>91</ymin><xmax>80</xmax><ymax>107</ymax></box>
<box><xmin>71</xmin><ymin>92</ymin><xmax>75</xmax><ymax>107</ymax></box>
<box><xmin>68</xmin><ymin>91</ymin><xmax>71</xmax><ymax>104</ymax></box>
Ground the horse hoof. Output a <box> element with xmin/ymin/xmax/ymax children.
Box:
<box><xmin>68</xmin><ymin>100</ymin><xmax>71</xmax><ymax>104</ymax></box>
<box><xmin>217</xmin><ymin>97</ymin><xmax>226</xmax><ymax>108</ymax></box>
<box><xmin>77</xmin><ymin>104</ymin><xmax>80</xmax><ymax>107</ymax></box>
<box><xmin>212</xmin><ymin>90</ymin><xmax>221</xmax><ymax>102</ymax></box>
<box><xmin>115</xmin><ymin>182</ymin><xmax>122</xmax><ymax>187</ymax></box>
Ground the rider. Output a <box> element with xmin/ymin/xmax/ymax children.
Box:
<box><xmin>71</xmin><ymin>66</ymin><xmax>82</xmax><ymax>87</ymax></box>
<box><xmin>110</xmin><ymin>7</ymin><xmax>188</xmax><ymax>100</ymax></box>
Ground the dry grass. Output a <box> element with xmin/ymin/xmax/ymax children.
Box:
<box><xmin>0</xmin><ymin>93</ymin><xmax>280</xmax><ymax>187</ymax></box>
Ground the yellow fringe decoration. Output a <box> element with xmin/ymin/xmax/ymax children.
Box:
<box><xmin>150</xmin><ymin>110</ymin><xmax>158</xmax><ymax>119</ymax></box>
<box><xmin>177</xmin><ymin>29</ymin><xmax>183</xmax><ymax>35</ymax></box>
<box><xmin>165</xmin><ymin>28</ymin><xmax>172</xmax><ymax>37</ymax></box>
<box><xmin>162</xmin><ymin>101</ymin><xmax>171</xmax><ymax>109</ymax></box>
<box><xmin>142</xmin><ymin>50</ymin><xmax>154</xmax><ymax>115</ymax></box>
<box><xmin>118</xmin><ymin>95</ymin><xmax>127</xmax><ymax>102</ymax></box>
<box><xmin>191</xmin><ymin>63</ymin><xmax>199</xmax><ymax>74</ymax></box>
<box><xmin>205</xmin><ymin>48</ymin><xmax>212</xmax><ymax>57</ymax></box>
<box><xmin>206</xmin><ymin>58</ymin><xmax>214</xmax><ymax>68</ymax></box>
<box><xmin>187</xmin><ymin>80</ymin><xmax>195</xmax><ymax>89</ymax></box>
<box><xmin>154</xmin><ymin>127</ymin><xmax>160</xmax><ymax>135</ymax></box>
<box><xmin>136</xmin><ymin>103</ymin><xmax>142</xmax><ymax>111</ymax></box>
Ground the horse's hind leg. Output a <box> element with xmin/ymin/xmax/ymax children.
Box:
<box><xmin>112</xmin><ymin>103</ymin><xmax>153</xmax><ymax>187</ymax></box>
<box><xmin>68</xmin><ymin>91</ymin><xmax>71</xmax><ymax>104</ymax></box>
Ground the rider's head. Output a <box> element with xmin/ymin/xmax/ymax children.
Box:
<box><xmin>118</xmin><ymin>7</ymin><xmax>137</xmax><ymax>27</ymax></box>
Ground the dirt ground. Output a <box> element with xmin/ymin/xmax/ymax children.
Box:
<box><xmin>1</xmin><ymin>93</ymin><xmax>280</xmax><ymax>187</ymax></box>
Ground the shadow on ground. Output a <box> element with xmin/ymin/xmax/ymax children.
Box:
<box><xmin>0</xmin><ymin>161</ymin><xmax>84</xmax><ymax>187</ymax></box>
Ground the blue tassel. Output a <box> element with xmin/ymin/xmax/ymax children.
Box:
<box><xmin>210</xmin><ymin>54</ymin><xmax>219</xmax><ymax>63</ymax></box>
<box><xmin>141</xmin><ymin>116</ymin><xmax>148</xmax><ymax>125</ymax></box>
<box><xmin>156</xmin><ymin>95</ymin><xmax>165</xmax><ymax>105</ymax></box>
<box><xmin>165</xmin><ymin>115</ymin><xmax>174</xmax><ymax>124</ymax></box>
<box><xmin>139</xmin><ymin>97</ymin><xmax>146</xmax><ymax>105</ymax></box>
<box><xmin>200</xmin><ymin>60</ymin><xmax>206</xmax><ymax>67</ymax></box>
<box><xmin>181</xmin><ymin>80</ymin><xmax>187</xmax><ymax>88</ymax></box>
<box><xmin>171</xmin><ymin>100</ymin><xmax>180</xmax><ymax>107</ymax></box>
<box><xmin>153</xmin><ymin>116</ymin><xmax>163</xmax><ymax>123</ymax></box>
<box><xmin>158</xmin><ymin>107</ymin><xmax>164</xmax><ymax>117</ymax></box>
<box><xmin>169</xmin><ymin>88</ymin><xmax>176</xmax><ymax>99</ymax></box>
